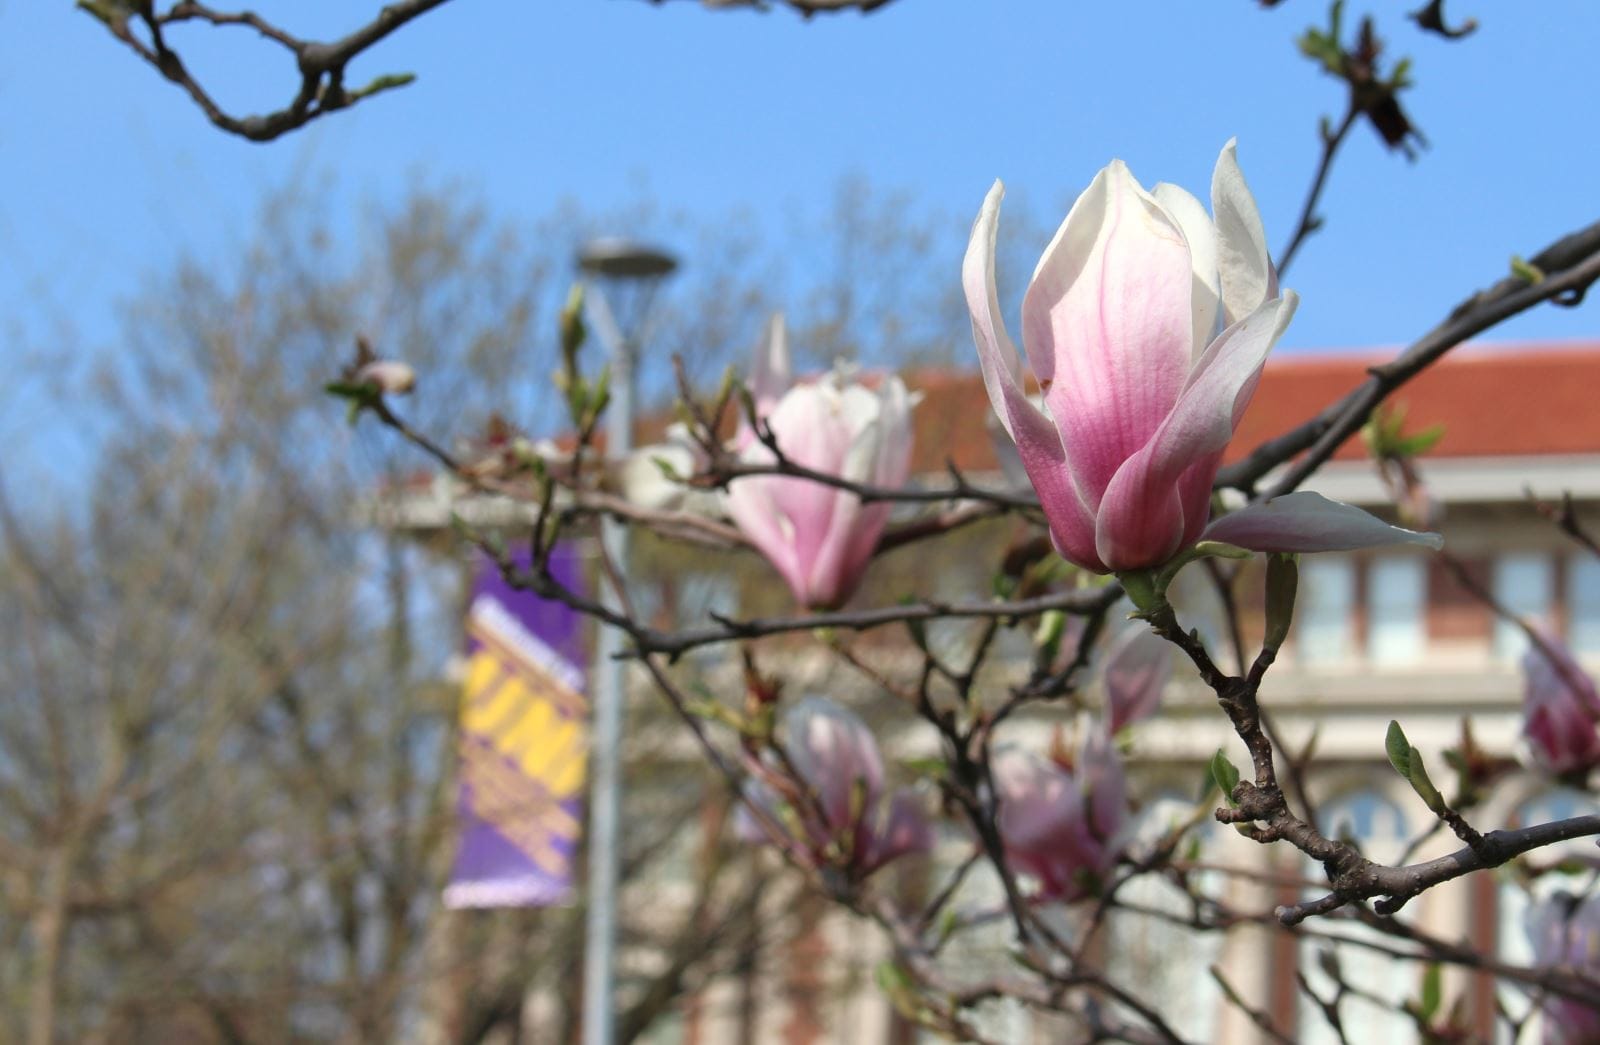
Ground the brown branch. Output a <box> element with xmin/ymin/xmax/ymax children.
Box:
<box><xmin>1276</xmin><ymin>103</ymin><xmax>1360</xmax><ymax>279</ymax></box>
<box><xmin>1218</xmin><ymin>219</ymin><xmax>1600</xmax><ymax>495</ymax></box>
<box><xmin>1531</xmin><ymin>490</ymin><xmax>1600</xmax><ymax>560</ymax></box>
<box><xmin>1279</xmin><ymin>814</ymin><xmax>1600</xmax><ymax>925</ymax></box>
<box><xmin>78</xmin><ymin>0</ymin><xmax>446</xmax><ymax>142</ymax></box>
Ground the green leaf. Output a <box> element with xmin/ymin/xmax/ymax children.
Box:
<box><xmin>1407</xmin><ymin>746</ymin><xmax>1444</xmax><ymax>811</ymax></box>
<box><xmin>1118</xmin><ymin>569</ymin><xmax>1160</xmax><ymax>613</ymax></box>
<box><xmin>1033</xmin><ymin>609</ymin><xmax>1066</xmax><ymax>660</ymax></box>
<box><xmin>1419</xmin><ymin>962</ymin><xmax>1442</xmax><ymax>1021</ymax></box>
<box><xmin>1511</xmin><ymin>255</ymin><xmax>1545</xmax><ymax>284</ymax></box>
<box><xmin>559</xmin><ymin>283</ymin><xmax>586</xmax><ymax>361</ymax></box>
<box><xmin>1386</xmin><ymin>720</ymin><xmax>1413</xmax><ymax>777</ymax></box>
<box><xmin>1393</xmin><ymin>423</ymin><xmax>1446</xmax><ymax>456</ymax></box>
<box><xmin>901</xmin><ymin>756</ymin><xmax>947</xmax><ymax>779</ymax></box>
<box><xmin>1209</xmin><ymin>749</ymin><xmax>1241</xmax><ymax>806</ymax></box>
<box><xmin>1263</xmin><ymin>553</ymin><xmax>1299</xmax><ymax>653</ymax></box>
<box><xmin>685</xmin><ymin>699</ymin><xmax>744</xmax><ymax>731</ymax></box>
<box><xmin>1388</xmin><ymin>721</ymin><xmax>1445</xmax><ymax>811</ymax></box>
<box><xmin>349</xmin><ymin>71</ymin><xmax>417</xmax><ymax>102</ymax></box>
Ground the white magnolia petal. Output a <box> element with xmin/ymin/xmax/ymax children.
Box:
<box><xmin>1152</xmin><ymin>181</ymin><xmax>1220</xmax><ymax>363</ymax></box>
<box><xmin>750</xmin><ymin>312</ymin><xmax>792</xmax><ymax>414</ymax></box>
<box><xmin>617</xmin><ymin>442</ymin><xmax>697</xmax><ymax>511</ymax></box>
<box><xmin>963</xmin><ymin>180</ymin><xmax>1036</xmax><ymax>441</ymax></box>
<box><xmin>1212</xmin><ymin>139</ymin><xmax>1277</xmax><ymax>326</ymax></box>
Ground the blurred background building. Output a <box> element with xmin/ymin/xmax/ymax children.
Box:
<box><xmin>393</xmin><ymin>339</ymin><xmax>1600</xmax><ymax>1044</ymax></box>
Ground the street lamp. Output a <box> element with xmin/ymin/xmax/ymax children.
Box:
<box><xmin>576</xmin><ymin>237</ymin><xmax>677</xmax><ymax>1045</ymax></box>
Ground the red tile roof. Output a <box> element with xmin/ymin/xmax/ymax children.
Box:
<box><xmin>903</xmin><ymin>341</ymin><xmax>1600</xmax><ymax>476</ymax></box>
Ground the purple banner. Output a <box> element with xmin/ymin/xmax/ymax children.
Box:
<box><xmin>444</xmin><ymin>547</ymin><xmax>587</xmax><ymax>908</ymax></box>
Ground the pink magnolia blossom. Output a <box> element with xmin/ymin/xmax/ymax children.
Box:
<box><xmin>1102</xmin><ymin>625</ymin><xmax>1172</xmax><ymax>735</ymax></box>
<box><xmin>1529</xmin><ymin>892</ymin><xmax>1600</xmax><ymax>1043</ymax></box>
<box><xmin>727</xmin><ymin>317</ymin><xmax>915</xmax><ymax>609</ymax></box>
<box><xmin>965</xmin><ymin>141</ymin><xmax>1441</xmax><ymax>574</ymax></box>
<box><xmin>1523</xmin><ymin>632</ymin><xmax>1600</xmax><ymax>776</ymax></box>
<box><xmin>738</xmin><ymin>697</ymin><xmax>931</xmax><ymax>877</ymax></box>
<box><xmin>992</xmin><ymin>728</ymin><xmax>1129</xmax><ymax>902</ymax></box>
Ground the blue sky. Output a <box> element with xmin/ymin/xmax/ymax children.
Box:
<box><xmin>2</xmin><ymin>0</ymin><xmax>1597</xmax><ymax>478</ymax></box>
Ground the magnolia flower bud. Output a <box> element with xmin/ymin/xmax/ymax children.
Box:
<box><xmin>737</xmin><ymin>697</ymin><xmax>930</xmax><ymax>878</ymax></box>
<box><xmin>1523</xmin><ymin>632</ymin><xmax>1600</xmax><ymax>777</ymax></box>
<box><xmin>992</xmin><ymin>727</ymin><xmax>1129</xmax><ymax>902</ymax></box>
<box><xmin>1101</xmin><ymin>625</ymin><xmax>1172</xmax><ymax>735</ymax></box>
<box><xmin>354</xmin><ymin>360</ymin><xmax>416</xmax><ymax>395</ymax></box>
<box><xmin>966</xmin><ymin>141</ymin><xmax>1440</xmax><ymax>573</ymax></box>
<box><xmin>726</xmin><ymin>318</ymin><xmax>915</xmax><ymax>610</ymax></box>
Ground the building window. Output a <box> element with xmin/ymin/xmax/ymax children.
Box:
<box><xmin>1568</xmin><ymin>556</ymin><xmax>1600</xmax><ymax>658</ymax></box>
<box><xmin>1296</xmin><ymin>555</ymin><xmax>1355</xmax><ymax>667</ymax></box>
<box><xmin>1104</xmin><ymin>794</ymin><xmax>1223</xmax><ymax>1041</ymax></box>
<box><xmin>1367</xmin><ymin>556</ymin><xmax>1426</xmax><ymax>666</ymax></box>
<box><xmin>1299</xmin><ymin>791</ymin><xmax>1413</xmax><ymax>1044</ymax></box>
<box><xmin>1493</xmin><ymin>553</ymin><xmax>1552</xmax><ymax>661</ymax></box>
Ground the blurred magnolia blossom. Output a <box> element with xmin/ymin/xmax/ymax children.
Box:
<box><xmin>614</xmin><ymin>422</ymin><xmax>717</xmax><ymax>512</ymax></box>
<box><xmin>1522</xmin><ymin>631</ymin><xmax>1600</xmax><ymax>777</ymax></box>
<box><xmin>354</xmin><ymin>359</ymin><xmax>417</xmax><ymax>395</ymax></box>
<box><xmin>991</xmin><ymin>725</ymin><xmax>1130</xmax><ymax>903</ymax></box>
<box><xmin>737</xmin><ymin>697</ymin><xmax>931</xmax><ymax>878</ymax></box>
<box><xmin>1528</xmin><ymin>892</ymin><xmax>1600</xmax><ymax>1043</ymax></box>
<box><xmin>965</xmin><ymin>141</ymin><xmax>1441</xmax><ymax>576</ymax></box>
<box><xmin>725</xmin><ymin>316</ymin><xmax>916</xmax><ymax>609</ymax></box>
<box><xmin>1101</xmin><ymin>625</ymin><xmax>1173</xmax><ymax>735</ymax></box>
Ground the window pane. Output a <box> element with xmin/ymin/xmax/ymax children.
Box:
<box><xmin>1367</xmin><ymin>557</ymin><xmax>1426</xmax><ymax>666</ymax></box>
<box><xmin>1493</xmin><ymin>554</ymin><xmax>1552</xmax><ymax>661</ymax></box>
<box><xmin>1570</xmin><ymin>557</ymin><xmax>1600</xmax><ymax>657</ymax></box>
<box><xmin>1297</xmin><ymin>556</ymin><xmax>1354</xmax><ymax>666</ymax></box>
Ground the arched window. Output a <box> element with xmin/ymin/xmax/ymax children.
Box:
<box><xmin>1297</xmin><ymin>788</ymin><xmax>1414</xmax><ymax>1044</ymax></box>
<box><xmin>1102</xmin><ymin>790</ymin><xmax>1226</xmax><ymax>1041</ymax></box>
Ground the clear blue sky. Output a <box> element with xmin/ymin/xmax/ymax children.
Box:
<box><xmin>2</xmin><ymin>1</ymin><xmax>1596</xmax><ymax>476</ymax></box>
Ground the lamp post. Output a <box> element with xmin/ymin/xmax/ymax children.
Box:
<box><xmin>576</xmin><ymin>237</ymin><xmax>677</xmax><ymax>1045</ymax></box>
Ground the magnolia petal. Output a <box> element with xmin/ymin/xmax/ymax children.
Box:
<box><xmin>733</xmin><ymin>778</ymin><xmax>785</xmax><ymax>846</ymax></box>
<box><xmin>992</xmin><ymin>748</ymin><xmax>1076</xmax><ymax>852</ymax></box>
<box><xmin>1524</xmin><ymin>630</ymin><xmax>1600</xmax><ymax>720</ymax></box>
<box><xmin>785</xmin><ymin>698</ymin><xmax>884</xmax><ymax>829</ymax></box>
<box><xmin>1076</xmin><ymin>725</ymin><xmax>1129</xmax><ymax>844</ymax></box>
<box><xmin>750</xmin><ymin>312</ymin><xmax>792</xmax><ymax>417</ymax></box>
<box><xmin>1201</xmin><ymin>490</ymin><xmax>1444</xmax><ymax>553</ymax></box>
<box><xmin>617</xmin><ymin>431</ymin><xmax>700</xmax><ymax>510</ymax></box>
<box><xmin>862</xmin><ymin>789</ymin><xmax>933</xmax><ymax>872</ymax></box>
<box><xmin>1212</xmin><ymin>139</ymin><xmax>1278</xmax><ymax>326</ymax></box>
<box><xmin>726</xmin><ymin>469</ymin><xmax>810</xmax><ymax>603</ymax></box>
<box><xmin>761</xmin><ymin>386</ymin><xmax>854</xmax><ymax>575</ymax></box>
<box><xmin>868</xmin><ymin>377</ymin><xmax>915</xmax><ymax>489</ymax></box>
<box><xmin>963</xmin><ymin>181</ymin><xmax>1104</xmax><ymax>570</ymax></box>
<box><xmin>1152</xmin><ymin>181</ymin><xmax>1220</xmax><ymax>362</ymax></box>
<box><xmin>1023</xmin><ymin>160</ymin><xmax>1193</xmax><ymax>507</ymax></box>
<box><xmin>1102</xmin><ymin>626</ymin><xmax>1172</xmax><ymax>734</ymax></box>
<box><xmin>964</xmin><ymin>180</ymin><xmax>1034</xmax><ymax>442</ymax></box>
<box><xmin>1092</xmin><ymin>295</ymin><xmax>1297</xmax><ymax>569</ymax></box>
